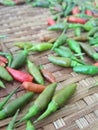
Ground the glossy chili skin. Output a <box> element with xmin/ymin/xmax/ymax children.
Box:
<box><xmin>27</xmin><ymin>60</ymin><xmax>44</xmax><ymax>85</ymax></box>
<box><xmin>0</xmin><ymin>92</ymin><xmax>34</xmax><ymax>120</ymax></box>
<box><xmin>11</xmin><ymin>49</ymin><xmax>28</xmax><ymax>69</ymax></box>
<box><xmin>79</xmin><ymin>42</ymin><xmax>98</xmax><ymax>60</ymax></box>
<box><xmin>0</xmin><ymin>66</ymin><xmax>13</xmax><ymax>82</ymax></box>
<box><xmin>73</xmin><ymin>65</ymin><xmax>98</xmax><ymax>75</ymax></box>
<box><xmin>18</xmin><ymin>83</ymin><xmax>57</xmax><ymax>123</ymax></box>
<box><xmin>34</xmin><ymin>83</ymin><xmax>77</xmax><ymax>122</ymax></box>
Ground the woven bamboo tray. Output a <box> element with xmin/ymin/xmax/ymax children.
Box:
<box><xmin>0</xmin><ymin>4</ymin><xmax>98</xmax><ymax>130</ymax></box>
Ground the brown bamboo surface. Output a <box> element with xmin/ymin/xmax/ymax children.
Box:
<box><xmin>0</xmin><ymin>4</ymin><xmax>98</xmax><ymax>130</ymax></box>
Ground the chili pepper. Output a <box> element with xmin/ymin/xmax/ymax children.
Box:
<box><xmin>79</xmin><ymin>42</ymin><xmax>98</xmax><ymax>60</ymax></box>
<box><xmin>39</xmin><ymin>65</ymin><xmax>56</xmax><ymax>83</ymax></box>
<box><xmin>0</xmin><ymin>0</ymin><xmax>15</xmax><ymax>6</ymax></box>
<box><xmin>85</xmin><ymin>10</ymin><xmax>93</xmax><ymax>16</ymax></box>
<box><xmin>51</xmin><ymin>28</ymin><xmax>67</xmax><ymax>50</ymax></box>
<box><xmin>27</xmin><ymin>60</ymin><xmax>44</xmax><ymax>85</ymax></box>
<box><xmin>0</xmin><ymin>87</ymin><xmax>19</xmax><ymax>110</ymax></box>
<box><xmin>22</xmin><ymin>82</ymin><xmax>45</xmax><ymax>93</ymax></box>
<box><xmin>76</xmin><ymin>13</ymin><xmax>92</xmax><ymax>19</ymax></box>
<box><xmin>34</xmin><ymin>83</ymin><xmax>77</xmax><ymax>122</ymax></box>
<box><xmin>48</xmin><ymin>56</ymin><xmax>81</xmax><ymax>67</ymax></box>
<box><xmin>0</xmin><ymin>35</ymin><xmax>7</xmax><ymax>39</ymax></box>
<box><xmin>73</xmin><ymin>35</ymin><xmax>88</xmax><ymax>42</ymax></box>
<box><xmin>11</xmin><ymin>49</ymin><xmax>28</xmax><ymax>69</ymax></box>
<box><xmin>6</xmin><ymin>109</ymin><xmax>19</xmax><ymax>130</ymax></box>
<box><xmin>0</xmin><ymin>91</ymin><xmax>34</xmax><ymax>120</ymax></box>
<box><xmin>88</xmin><ymin>27</ymin><xmax>98</xmax><ymax>37</ymax></box>
<box><xmin>93</xmin><ymin>62</ymin><xmax>98</xmax><ymax>66</ymax></box>
<box><xmin>94</xmin><ymin>32</ymin><xmax>98</xmax><ymax>38</ymax></box>
<box><xmin>14</xmin><ymin>42</ymin><xmax>33</xmax><ymax>49</ymax></box>
<box><xmin>72</xmin><ymin>6</ymin><xmax>80</xmax><ymax>15</ymax></box>
<box><xmin>0</xmin><ymin>66</ymin><xmax>13</xmax><ymax>81</ymax></box>
<box><xmin>74</xmin><ymin>27</ymin><xmax>81</xmax><ymax>36</ymax></box>
<box><xmin>0</xmin><ymin>61</ymin><xmax>6</xmax><ymax>67</ymax></box>
<box><xmin>0</xmin><ymin>80</ymin><xmax>6</xmax><ymax>89</ymax></box>
<box><xmin>6</xmin><ymin>67</ymin><xmax>33</xmax><ymax>83</ymax></box>
<box><xmin>88</xmin><ymin>37</ymin><xmax>98</xmax><ymax>45</ymax></box>
<box><xmin>0</xmin><ymin>56</ymin><xmax>8</xmax><ymax>64</ymax></box>
<box><xmin>68</xmin><ymin>23</ymin><xmax>83</xmax><ymax>29</ymax></box>
<box><xmin>73</xmin><ymin>65</ymin><xmax>98</xmax><ymax>75</ymax></box>
<box><xmin>18</xmin><ymin>82</ymin><xmax>57</xmax><ymax>123</ymax></box>
<box><xmin>32</xmin><ymin>1</ymin><xmax>49</xmax><ymax>8</ymax></box>
<box><xmin>67</xmin><ymin>39</ymin><xmax>84</xmax><ymax>60</ymax></box>
<box><xmin>26</xmin><ymin>120</ymin><xmax>35</xmax><ymax>130</ymax></box>
<box><xmin>47</xmin><ymin>18</ymin><xmax>55</xmax><ymax>26</ymax></box>
<box><xmin>28</xmin><ymin>43</ymin><xmax>53</xmax><ymax>52</ymax></box>
<box><xmin>67</xmin><ymin>16</ymin><xmax>87</xmax><ymax>24</ymax></box>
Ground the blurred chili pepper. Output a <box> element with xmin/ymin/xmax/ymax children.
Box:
<box><xmin>32</xmin><ymin>0</ymin><xmax>49</xmax><ymax>8</ymax></box>
<box><xmin>22</xmin><ymin>82</ymin><xmax>45</xmax><ymax>93</ymax></box>
<box><xmin>11</xmin><ymin>48</ymin><xmax>28</xmax><ymax>69</ymax></box>
<box><xmin>88</xmin><ymin>27</ymin><xmax>98</xmax><ymax>37</ymax></box>
<box><xmin>68</xmin><ymin>23</ymin><xmax>83</xmax><ymax>29</ymax></box>
<box><xmin>0</xmin><ymin>87</ymin><xmax>19</xmax><ymax>110</ymax></box>
<box><xmin>74</xmin><ymin>27</ymin><xmax>81</xmax><ymax>36</ymax></box>
<box><xmin>27</xmin><ymin>60</ymin><xmax>44</xmax><ymax>85</ymax></box>
<box><xmin>6</xmin><ymin>109</ymin><xmax>19</xmax><ymax>130</ymax></box>
<box><xmin>79</xmin><ymin>42</ymin><xmax>98</xmax><ymax>60</ymax></box>
<box><xmin>73</xmin><ymin>65</ymin><xmax>98</xmax><ymax>75</ymax></box>
<box><xmin>88</xmin><ymin>37</ymin><xmax>98</xmax><ymax>45</ymax></box>
<box><xmin>34</xmin><ymin>83</ymin><xmax>77</xmax><ymax>122</ymax></box>
<box><xmin>0</xmin><ymin>81</ymin><xmax>6</xmax><ymax>89</ymax></box>
<box><xmin>39</xmin><ymin>65</ymin><xmax>56</xmax><ymax>83</ymax></box>
<box><xmin>26</xmin><ymin>120</ymin><xmax>35</xmax><ymax>130</ymax></box>
<box><xmin>0</xmin><ymin>56</ymin><xmax>8</xmax><ymax>64</ymax></box>
<box><xmin>0</xmin><ymin>92</ymin><xmax>34</xmax><ymax>120</ymax></box>
<box><xmin>18</xmin><ymin>83</ymin><xmax>57</xmax><ymax>123</ymax></box>
<box><xmin>72</xmin><ymin>6</ymin><xmax>80</xmax><ymax>15</ymax></box>
<box><xmin>93</xmin><ymin>62</ymin><xmax>98</xmax><ymax>66</ymax></box>
<box><xmin>28</xmin><ymin>43</ymin><xmax>53</xmax><ymax>52</ymax></box>
<box><xmin>67</xmin><ymin>39</ymin><xmax>84</xmax><ymax>60</ymax></box>
<box><xmin>14</xmin><ymin>42</ymin><xmax>33</xmax><ymax>49</ymax></box>
<box><xmin>48</xmin><ymin>18</ymin><xmax>55</xmax><ymax>26</ymax></box>
<box><xmin>0</xmin><ymin>0</ymin><xmax>15</xmax><ymax>6</ymax></box>
<box><xmin>6</xmin><ymin>67</ymin><xmax>33</xmax><ymax>83</ymax></box>
<box><xmin>85</xmin><ymin>10</ymin><xmax>93</xmax><ymax>16</ymax></box>
<box><xmin>0</xmin><ymin>61</ymin><xmax>6</xmax><ymax>67</ymax></box>
<box><xmin>67</xmin><ymin>16</ymin><xmax>87</xmax><ymax>24</ymax></box>
<box><xmin>73</xmin><ymin>35</ymin><xmax>88</xmax><ymax>42</ymax></box>
<box><xmin>0</xmin><ymin>66</ymin><xmax>13</xmax><ymax>82</ymax></box>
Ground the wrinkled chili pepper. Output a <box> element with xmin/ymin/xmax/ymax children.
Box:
<box><xmin>27</xmin><ymin>60</ymin><xmax>44</xmax><ymax>85</ymax></box>
<box><xmin>26</xmin><ymin>120</ymin><xmax>35</xmax><ymax>130</ymax></box>
<box><xmin>51</xmin><ymin>28</ymin><xmax>67</xmax><ymax>50</ymax></box>
<box><xmin>28</xmin><ymin>43</ymin><xmax>53</xmax><ymax>52</ymax></box>
<box><xmin>73</xmin><ymin>65</ymin><xmax>98</xmax><ymax>75</ymax></box>
<box><xmin>6</xmin><ymin>67</ymin><xmax>33</xmax><ymax>83</ymax></box>
<box><xmin>67</xmin><ymin>39</ymin><xmax>84</xmax><ymax>60</ymax></box>
<box><xmin>0</xmin><ymin>92</ymin><xmax>34</xmax><ymax>120</ymax></box>
<box><xmin>18</xmin><ymin>82</ymin><xmax>57</xmax><ymax>123</ymax></box>
<box><xmin>0</xmin><ymin>87</ymin><xmax>19</xmax><ymax>110</ymax></box>
<box><xmin>48</xmin><ymin>56</ymin><xmax>81</xmax><ymax>68</ymax></box>
<box><xmin>6</xmin><ymin>109</ymin><xmax>19</xmax><ymax>130</ymax></box>
<box><xmin>39</xmin><ymin>64</ymin><xmax>56</xmax><ymax>83</ymax></box>
<box><xmin>14</xmin><ymin>42</ymin><xmax>33</xmax><ymax>49</ymax></box>
<box><xmin>47</xmin><ymin>18</ymin><xmax>55</xmax><ymax>26</ymax></box>
<box><xmin>11</xmin><ymin>48</ymin><xmax>28</xmax><ymax>69</ymax></box>
<box><xmin>0</xmin><ymin>66</ymin><xmax>13</xmax><ymax>81</ymax></box>
<box><xmin>34</xmin><ymin>83</ymin><xmax>77</xmax><ymax>122</ymax></box>
<box><xmin>79</xmin><ymin>42</ymin><xmax>98</xmax><ymax>60</ymax></box>
<box><xmin>0</xmin><ymin>80</ymin><xmax>6</xmax><ymax>89</ymax></box>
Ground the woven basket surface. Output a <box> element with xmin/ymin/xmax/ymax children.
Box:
<box><xmin>0</xmin><ymin>4</ymin><xmax>98</xmax><ymax>130</ymax></box>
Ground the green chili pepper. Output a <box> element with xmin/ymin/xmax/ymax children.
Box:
<box><xmin>6</xmin><ymin>109</ymin><xmax>19</xmax><ymax>130</ymax></box>
<box><xmin>26</xmin><ymin>120</ymin><xmax>35</xmax><ymax>130</ymax></box>
<box><xmin>79</xmin><ymin>42</ymin><xmax>98</xmax><ymax>60</ymax></box>
<box><xmin>32</xmin><ymin>0</ymin><xmax>49</xmax><ymax>8</ymax></box>
<box><xmin>88</xmin><ymin>37</ymin><xmax>98</xmax><ymax>45</ymax></box>
<box><xmin>18</xmin><ymin>82</ymin><xmax>57</xmax><ymax>123</ymax></box>
<box><xmin>88</xmin><ymin>27</ymin><xmax>98</xmax><ymax>37</ymax></box>
<box><xmin>68</xmin><ymin>23</ymin><xmax>83</xmax><ymax>29</ymax></box>
<box><xmin>0</xmin><ymin>87</ymin><xmax>19</xmax><ymax>110</ymax></box>
<box><xmin>0</xmin><ymin>92</ymin><xmax>34</xmax><ymax>120</ymax></box>
<box><xmin>76</xmin><ymin>13</ymin><xmax>92</xmax><ymax>19</ymax></box>
<box><xmin>14</xmin><ymin>42</ymin><xmax>33</xmax><ymax>49</ymax></box>
<box><xmin>1</xmin><ymin>0</ymin><xmax>15</xmax><ymax>6</ymax></box>
<box><xmin>0</xmin><ymin>80</ymin><xmax>6</xmax><ymax>89</ymax></box>
<box><xmin>34</xmin><ymin>83</ymin><xmax>77</xmax><ymax>122</ymax></box>
<box><xmin>28</xmin><ymin>43</ymin><xmax>53</xmax><ymax>52</ymax></box>
<box><xmin>11</xmin><ymin>49</ymin><xmax>28</xmax><ymax>69</ymax></box>
<box><xmin>0</xmin><ymin>35</ymin><xmax>7</xmax><ymax>39</ymax></box>
<box><xmin>94</xmin><ymin>32</ymin><xmax>98</xmax><ymax>38</ymax></box>
<box><xmin>75</xmin><ymin>27</ymin><xmax>81</xmax><ymax>37</ymax></box>
<box><xmin>47</xmin><ymin>23</ymin><xmax>66</xmax><ymax>31</ymax></box>
<box><xmin>51</xmin><ymin>28</ymin><xmax>67</xmax><ymax>50</ymax></box>
<box><xmin>27</xmin><ymin>60</ymin><xmax>44</xmax><ymax>85</ymax></box>
<box><xmin>73</xmin><ymin>65</ymin><xmax>98</xmax><ymax>75</ymax></box>
<box><xmin>67</xmin><ymin>39</ymin><xmax>84</xmax><ymax>60</ymax></box>
<box><xmin>0</xmin><ymin>66</ymin><xmax>13</xmax><ymax>81</ymax></box>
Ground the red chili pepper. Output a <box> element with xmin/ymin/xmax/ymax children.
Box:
<box><xmin>22</xmin><ymin>82</ymin><xmax>45</xmax><ymax>93</ymax></box>
<box><xmin>6</xmin><ymin>67</ymin><xmax>33</xmax><ymax>83</ymax></box>
<box><xmin>72</xmin><ymin>6</ymin><xmax>80</xmax><ymax>15</ymax></box>
<box><xmin>47</xmin><ymin>18</ymin><xmax>55</xmax><ymax>26</ymax></box>
<box><xmin>0</xmin><ymin>61</ymin><xmax>6</xmax><ymax>67</ymax></box>
<box><xmin>0</xmin><ymin>56</ymin><xmax>8</xmax><ymax>64</ymax></box>
<box><xmin>39</xmin><ymin>65</ymin><xmax>56</xmax><ymax>83</ymax></box>
<box><xmin>67</xmin><ymin>16</ymin><xmax>87</xmax><ymax>24</ymax></box>
<box><xmin>85</xmin><ymin>10</ymin><xmax>93</xmax><ymax>16</ymax></box>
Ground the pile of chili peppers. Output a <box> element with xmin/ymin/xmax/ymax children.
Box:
<box><xmin>1</xmin><ymin>0</ymin><xmax>98</xmax><ymax>130</ymax></box>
